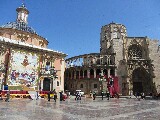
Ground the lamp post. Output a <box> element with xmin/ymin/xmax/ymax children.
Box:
<box><xmin>99</xmin><ymin>71</ymin><xmax>106</xmax><ymax>93</ymax></box>
<box><xmin>50</xmin><ymin>68</ymin><xmax>58</xmax><ymax>91</ymax></box>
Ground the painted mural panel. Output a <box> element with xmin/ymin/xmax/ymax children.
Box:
<box><xmin>8</xmin><ymin>49</ymin><xmax>39</xmax><ymax>88</ymax></box>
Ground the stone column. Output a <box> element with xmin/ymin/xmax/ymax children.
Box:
<box><xmin>87</xmin><ymin>69</ymin><xmax>90</xmax><ymax>78</ymax></box>
<box><xmin>74</xmin><ymin>70</ymin><xmax>76</xmax><ymax>79</ymax></box>
<box><xmin>83</xmin><ymin>70</ymin><xmax>84</xmax><ymax>78</ymax></box>
<box><xmin>94</xmin><ymin>68</ymin><xmax>96</xmax><ymax>78</ymax></box>
<box><xmin>115</xmin><ymin>68</ymin><xmax>117</xmax><ymax>76</ymax></box>
<box><xmin>108</xmin><ymin>69</ymin><xmax>110</xmax><ymax>77</ymax></box>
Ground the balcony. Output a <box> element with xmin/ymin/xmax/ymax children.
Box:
<box><xmin>40</xmin><ymin>67</ymin><xmax>56</xmax><ymax>76</ymax></box>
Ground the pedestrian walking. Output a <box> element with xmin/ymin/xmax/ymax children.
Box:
<box><xmin>5</xmin><ymin>90</ymin><xmax>10</xmax><ymax>102</ymax></box>
<box><xmin>90</xmin><ymin>91</ymin><xmax>92</xmax><ymax>98</ymax></box>
<box><xmin>93</xmin><ymin>91</ymin><xmax>96</xmax><ymax>100</ymax></box>
<box><xmin>101</xmin><ymin>91</ymin><xmax>104</xmax><ymax>100</ymax></box>
<box><xmin>141</xmin><ymin>92</ymin><xmax>145</xmax><ymax>100</ymax></box>
<box><xmin>75</xmin><ymin>91</ymin><xmax>79</xmax><ymax>100</ymax></box>
<box><xmin>106</xmin><ymin>91</ymin><xmax>110</xmax><ymax>100</ymax></box>
<box><xmin>149</xmin><ymin>92</ymin><xmax>153</xmax><ymax>99</ymax></box>
<box><xmin>48</xmin><ymin>91</ymin><xmax>51</xmax><ymax>101</ymax></box>
<box><xmin>53</xmin><ymin>91</ymin><xmax>57</xmax><ymax>102</ymax></box>
<box><xmin>60</xmin><ymin>91</ymin><xmax>63</xmax><ymax>101</ymax></box>
<box><xmin>36</xmin><ymin>91</ymin><xmax>39</xmax><ymax>100</ymax></box>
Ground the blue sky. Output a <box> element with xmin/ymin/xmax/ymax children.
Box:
<box><xmin>0</xmin><ymin>0</ymin><xmax>160</xmax><ymax>58</ymax></box>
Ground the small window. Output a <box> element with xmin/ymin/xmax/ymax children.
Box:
<box><xmin>80</xmin><ymin>84</ymin><xmax>83</xmax><ymax>88</ymax></box>
<box><xmin>94</xmin><ymin>84</ymin><xmax>97</xmax><ymax>88</ymax></box>
<box><xmin>57</xmin><ymin>81</ymin><xmax>59</xmax><ymax>86</ymax></box>
<box><xmin>71</xmin><ymin>84</ymin><xmax>73</xmax><ymax>88</ymax></box>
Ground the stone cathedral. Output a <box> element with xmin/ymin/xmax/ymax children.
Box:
<box><xmin>64</xmin><ymin>22</ymin><xmax>160</xmax><ymax>96</ymax></box>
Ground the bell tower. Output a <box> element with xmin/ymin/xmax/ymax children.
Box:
<box><xmin>100</xmin><ymin>22</ymin><xmax>127</xmax><ymax>55</ymax></box>
<box><xmin>16</xmin><ymin>3</ymin><xmax>29</xmax><ymax>24</ymax></box>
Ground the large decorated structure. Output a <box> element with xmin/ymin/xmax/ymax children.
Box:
<box><xmin>65</xmin><ymin>23</ymin><xmax>160</xmax><ymax>96</ymax></box>
<box><xmin>0</xmin><ymin>4</ymin><xmax>66</xmax><ymax>92</ymax></box>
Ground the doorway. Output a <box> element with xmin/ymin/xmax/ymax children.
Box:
<box><xmin>133</xmin><ymin>82</ymin><xmax>143</xmax><ymax>95</ymax></box>
<box><xmin>132</xmin><ymin>67</ymin><xmax>151</xmax><ymax>94</ymax></box>
<box><xmin>43</xmin><ymin>78</ymin><xmax>50</xmax><ymax>91</ymax></box>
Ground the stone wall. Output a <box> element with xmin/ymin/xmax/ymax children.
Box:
<box><xmin>148</xmin><ymin>40</ymin><xmax>160</xmax><ymax>93</ymax></box>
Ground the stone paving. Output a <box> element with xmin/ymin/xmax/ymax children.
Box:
<box><xmin>0</xmin><ymin>97</ymin><xmax>160</xmax><ymax>120</ymax></box>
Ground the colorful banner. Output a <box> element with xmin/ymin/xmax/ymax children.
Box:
<box><xmin>8</xmin><ymin>49</ymin><xmax>39</xmax><ymax>88</ymax></box>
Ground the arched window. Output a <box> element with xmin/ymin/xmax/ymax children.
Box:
<box><xmin>57</xmin><ymin>81</ymin><xmax>59</xmax><ymax>86</ymax></box>
<box><xmin>103</xmin><ymin>69</ymin><xmax>108</xmax><ymax>78</ymax></box>
<box><xmin>110</xmin><ymin>69</ymin><xmax>115</xmax><ymax>76</ymax></box>
<box><xmin>90</xmin><ymin>69</ymin><xmax>94</xmax><ymax>78</ymax></box>
<box><xmin>128</xmin><ymin>45</ymin><xmax>142</xmax><ymax>59</ymax></box>
<box><xmin>80</xmin><ymin>84</ymin><xmax>83</xmax><ymax>88</ymax></box>
<box><xmin>80</xmin><ymin>70</ymin><xmax>83</xmax><ymax>79</ymax></box>
<box><xmin>76</xmin><ymin>71</ymin><xmax>79</xmax><ymax>79</ymax></box>
<box><xmin>84</xmin><ymin>70</ymin><xmax>87</xmax><ymax>78</ymax></box>
<box><xmin>96</xmin><ymin>69</ymin><xmax>101</xmax><ymax>78</ymax></box>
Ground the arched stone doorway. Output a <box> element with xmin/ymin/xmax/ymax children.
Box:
<box><xmin>132</xmin><ymin>67</ymin><xmax>151</xmax><ymax>95</ymax></box>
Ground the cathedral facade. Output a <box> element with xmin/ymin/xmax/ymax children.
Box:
<box><xmin>0</xmin><ymin>4</ymin><xmax>66</xmax><ymax>92</ymax></box>
<box><xmin>64</xmin><ymin>23</ymin><xmax>160</xmax><ymax>96</ymax></box>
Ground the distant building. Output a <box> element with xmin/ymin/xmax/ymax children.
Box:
<box><xmin>65</xmin><ymin>22</ymin><xmax>160</xmax><ymax>96</ymax></box>
<box><xmin>0</xmin><ymin>4</ymin><xmax>67</xmax><ymax>92</ymax></box>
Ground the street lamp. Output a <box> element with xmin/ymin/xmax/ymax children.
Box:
<box><xmin>99</xmin><ymin>71</ymin><xmax>106</xmax><ymax>92</ymax></box>
<box><xmin>50</xmin><ymin>68</ymin><xmax>58</xmax><ymax>91</ymax></box>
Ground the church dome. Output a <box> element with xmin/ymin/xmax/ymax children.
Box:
<box><xmin>1</xmin><ymin>3</ymin><xmax>36</xmax><ymax>34</ymax></box>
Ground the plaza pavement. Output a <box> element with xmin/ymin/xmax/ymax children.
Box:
<box><xmin>0</xmin><ymin>96</ymin><xmax>160</xmax><ymax>120</ymax></box>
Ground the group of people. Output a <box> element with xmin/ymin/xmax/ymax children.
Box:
<box><xmin>89</xmin><ymin>90</ymin><xmax>111</xmax><ymax>100</ymax></box>
<box><xmin>47</xmin><ymin>89</ymin><xmax>57</xmax><ymax>102</ymax></box>
<box><xmin>75</xmin><ymin>91</ymin><xmax>81</xmax><ymax>100</ymax></box>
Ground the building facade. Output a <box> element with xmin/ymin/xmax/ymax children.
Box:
<box><xmin>64</xmin><ymin>23</ymin><xmax>160</xmax><ymax>96</ymax></box>
<box><xmin>0</xmin><ymin>4</ymin><xmax>66</xmax><ymax>92</ymax></box>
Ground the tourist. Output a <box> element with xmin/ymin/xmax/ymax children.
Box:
<box><xmin>101</xmin><ymin>91</ymin><xmax>104</xmax><ymax>100</ymax></box>
<box><xmin>47</xmin><ymin>91</ymin><xmax>51</xmax><ymax>101</ymax></box>
<box><xmin>53</xmin><ymin>90</ymin><xmax>57</xmax><ymax>102</ymax></box>
<box><xmin>149</xmin><ymin>92</ymin><xmax>153</xmax><ymax>99</ymax></box>
<box><xmin>90</xmin><ymin>91</ymin><xmax>92</xmax><ymax>98</ymax></box>
<box><xmin>93</xmin><ymin>91</ymin><xmax>96</xmax><ymax>100</ymax></box>
<box><xmin>60</xmin><ymin>91</ymin><xmax>63</xmax><ymax>101</ymax></box>
<box><xmin>141</xmin><ymin>92</ymin><xmax>145</xmax><ymax>100</ymax></box>
<box><xmin>106</xmin><ymin>91</ymin><xmax>110</xmax><ymax>100</ymax></box>
<box><xmin>36</xmin><ymin>91</ymin><xmax>39</xmax><ymax>100</ymax></box>
<box><xmin>75</xmin><ymin>91</ymin><xmax>79</xmax><ymax>100</ymax></box>
<box><xmin>5</xmin><ymin>90</ymin><xmax>10</xmax><ymax>102</ymax></box>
